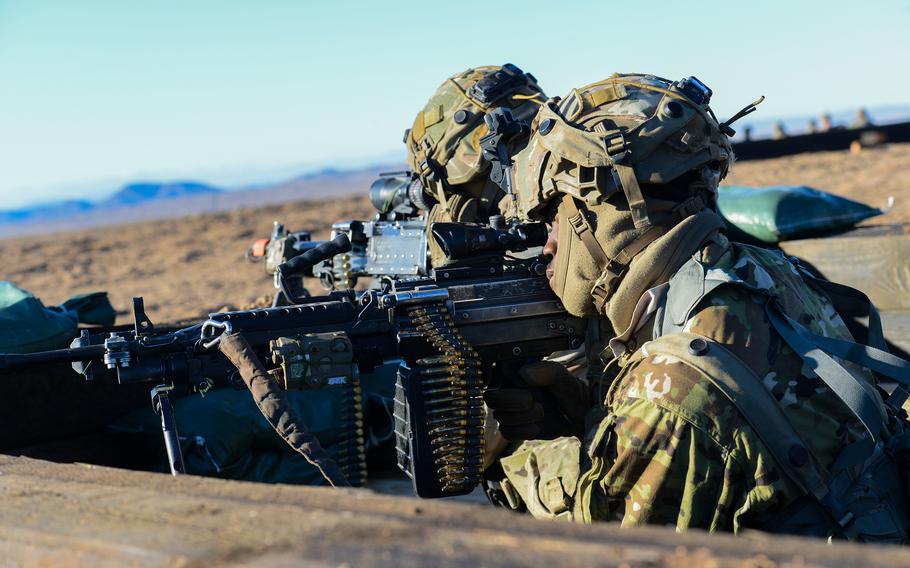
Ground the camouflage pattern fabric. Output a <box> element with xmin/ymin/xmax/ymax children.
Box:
<box><xmin>500</xmin><ymin>437</ymin><xmax>582</xmax><ymax>520</ymax></box>
<box><xmin>405</xmin><ymin>65</ymin><xmax>545</xmax><ymax>267</ymax></box>
<box><xmin>500</xmin><ymin>240</ymin><xmax>878</xmax><ymax>532</ymax></box>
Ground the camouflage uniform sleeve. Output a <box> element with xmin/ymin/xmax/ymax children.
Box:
<box><xmin>572</xmin><ymin>285</ymin><xmax>808</xmax><ymax>531</ymax></box>
<box><xmin>499</xmin><ymin>273</ymin><xmax>860</xmax><ymax>530</ymax></box>
<box><xmin>499</xmin><ymin>354</ymin><xmax>765</xmax><ymax>528</ymax></box>
<box><xmin>573</xmin><ymin>354</ymin><xmax>751</xmax><ymax>530</ymax></box>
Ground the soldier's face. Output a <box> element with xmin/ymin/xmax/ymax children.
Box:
<box><xmin>542</xmin><ymin>198</ymin><xmax>603</xmax><ymax>318</ymax></box>
<box><xmin>543</xmin><ymin>216</ymin><xmax>559</xmax><ymax>290</ymax></box>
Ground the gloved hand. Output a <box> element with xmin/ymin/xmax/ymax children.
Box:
<box><xmin>483</xmin><ymin>360</ymin><xmax>589</xmax><ymax>441</ymax></box>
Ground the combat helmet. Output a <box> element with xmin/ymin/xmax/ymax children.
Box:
<box><xmin>514</xmin><ymin>73</ymin><xmax>757</xmax><ymax>318</ymax></box>
<box><xmin>405</xmin><ymin>64</ymin><xmax>545</xmax><ymax>223</ymax></box>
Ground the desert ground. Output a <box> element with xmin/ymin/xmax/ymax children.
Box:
<box><xmin>2</xmin><ymin>143</ymin><xmax>909</xmax><ymax>324</ymax></box>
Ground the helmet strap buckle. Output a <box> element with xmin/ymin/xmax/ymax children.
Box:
<box><xmin>598</xmin><ymin>127</ymin><xmax>651</xmax><ymax>230</ymax></box>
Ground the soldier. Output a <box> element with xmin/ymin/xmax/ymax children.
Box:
<box><xmin>404</xmin><ymin>64</ymin><xmax>546</xmax><ymax>266</ymax></box>
<box><xmin>772</xmin><ymin>119</ymin><xmax>788</xmax><ymax>139</ymax></box>
<box><xmin>485</xmin><ymin>73</ymin><xmax>910</xmax><ymax>541</ymax></box>
<box><xmin>852</xmin><ymin>107</ymin><xmax>873</xmax><ymax>129</ymax></box>
<box><xmin>807</xmin><ymin>118</ymin><xmax>819</xmax><ymax>134</ymax></box>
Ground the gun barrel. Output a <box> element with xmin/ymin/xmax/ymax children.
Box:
<box><xmin>0</xmin><ymin>345</ymin><xmax>107</xmax><ymax>369</ymax></box>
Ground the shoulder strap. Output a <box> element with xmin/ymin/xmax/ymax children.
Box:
<box><xmin>799</xmin><ymin>268</ymin><xmax>887</xmax><ymax>352</ymax></box>
<box><xmin>635</xmin><ymin>332</ymin><xmax>856</xmax><ymax>529</ymax></box>
<box><xmin>792</xmin><ymin>264</ymin><xmax>910</xmax><ymax>410</ymax></box>
<box><xmin>767</xmin><ymin>302</ymin><xmax>910</xmax><ymax>413</ymax></box>
<box><xmin>765</xmin><ymin>303</ymin><xmax>888</xmax><ymax>442</ymax></box>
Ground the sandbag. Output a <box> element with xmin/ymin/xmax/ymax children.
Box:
<box><xmin>60</xmin><ymin>291</ymin><xmax>118</xmax><ymax>327</ymax></box>
<box><xmin>0</xmin><ymin>282</ymin><xmax>116</xmax><ymax>353</ymax></box>
<box><xmin>717</xmin><ymin>185</ymin><xmax>885</xmax><ymax>244</ymax></box>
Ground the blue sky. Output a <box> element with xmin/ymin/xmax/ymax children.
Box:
<box><xmin>1</xmin><ymin>0</ymin><xmax>909</xmax><ymax>208</ymax></box>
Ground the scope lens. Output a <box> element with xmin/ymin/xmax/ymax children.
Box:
<box><xmin>369</xmin><ymin>174</ymin><xmax>411</xmax><ymax>214</ymax></box>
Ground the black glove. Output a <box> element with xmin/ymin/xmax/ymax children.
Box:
<box><xmin>483</xmin><ymin>360</ymin><xmax>589</xmax><ymax>441</ymax></box>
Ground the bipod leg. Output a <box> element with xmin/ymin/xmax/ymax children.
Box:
<box><xmin>151</xmin><ymin>384</ymin><xmax>185</xmax><ymax>475</ymax></box>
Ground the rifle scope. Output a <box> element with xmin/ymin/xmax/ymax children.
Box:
<box><xmin>431</xmin><ymin>222</ymin><xmax>548</xmax><ymax>260</ymax></box>
<box><xmin>369</xmin><ymin>173</ymin><xmax>410</xmax><ymax>214</ymax></box>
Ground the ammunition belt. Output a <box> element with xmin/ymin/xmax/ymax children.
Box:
<box><xmin>330</xmin><ymin>374</ymin><xmax>367</xmax><ymax>486</ymax></box>
<box><xmin>394</xmin><ymin>300</ymin><xmax>485</xmax><ymax>497</ymax></box>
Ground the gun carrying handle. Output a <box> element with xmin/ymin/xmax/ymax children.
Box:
<box><xmin>217</xmin><ymin>332</ymin><xmax>350</xmax><ymax>488</ymax></box>
<box><xmin>279</xmin><ymin>234</ymin><xmax>351</xmax><ymax>278</ymax></box>
<box><xmin>277</xmin><ymin>234</ymin><xmax>352</xmax><ymax>305</ymax></box>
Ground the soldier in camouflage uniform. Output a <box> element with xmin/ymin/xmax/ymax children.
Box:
<box><xmin>404</xmin><ymin>64</ymin><xmax>545</xmax><ymax>266</ymax></box>
<box><xmin>485</xmin><ymin>73</ymin><xmax>910</xmax><ymax>541</ymax></box>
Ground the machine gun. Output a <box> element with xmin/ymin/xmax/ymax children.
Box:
<box><xmin>247</xmin><ymin>171</ymin><xmax>430</xmax><ymax>304</ymax></box>
<box><xmin>1</xmin><ymin>223</ymin><xmax>583</xmax><ymax>499</ymax></box>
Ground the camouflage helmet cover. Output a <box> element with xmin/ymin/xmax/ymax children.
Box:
<box><xmin>514</xmin><ymin>73</ymin><xmax>733</xmax><ymax>225</ymax></box>
<box><xmin>405</xmin><ymin>64</ymin><xmax>545</xmax><ymax>193</ymax></box>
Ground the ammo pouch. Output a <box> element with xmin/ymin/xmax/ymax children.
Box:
<box><xmin>648</xmin><ymin>250</ymin><xmax>910</xmax><ymax>543</ymax></box>
<box><xmin>497</xmin><ymin>437</ymin><xmax>583</xmax><ymax>521</ymax></box>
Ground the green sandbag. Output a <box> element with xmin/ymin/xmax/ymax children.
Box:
<box><xmin>716</xmin><ymin>185</ymin><xmax>885</xmax><ymax>244</ymax></box>
<box><xmin>60</xmin><ymin>291</ymin><xmax>117</xmax><ymax>327</ymax></box>
<box><xmin>0</xmin><ymin>282</ymin><xmax>116</xmax><ymax>353</ymax></box>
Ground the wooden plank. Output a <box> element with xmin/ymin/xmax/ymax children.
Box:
<box><xmin>0</xmin><ymin>456</ymin><xmax>909</xmax><ymax>567</ymax></box>
<box><xmin>732</xmin><ymin>120</ymin><xmax>910</xmax><ymax>161</ymax></box>
<box><xmin>781</xmin><ymin>224</ymin><xmax>910</xmax><ymax>311</ymax></box>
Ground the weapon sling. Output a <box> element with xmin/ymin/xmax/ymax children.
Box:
<box><xmin>218</xmin><ymin>332</ymin><xmax>350</xmax><ymax>487</ymax></box>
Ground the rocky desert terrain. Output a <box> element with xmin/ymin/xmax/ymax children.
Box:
<box><xmin>2</xmin><ymin>144</ymin><xmax>908</xmax><ymax>324</ymax></box>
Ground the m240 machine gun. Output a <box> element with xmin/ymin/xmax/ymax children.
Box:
<box><xmin>247</xmin><ymin>171</ymin><xmax>430</xmax><ymax>305</ymax></box>
<box><xmin>2</xmin><ymin>223</ymin><xmax>583</xmax><ymax>498</ymax></box>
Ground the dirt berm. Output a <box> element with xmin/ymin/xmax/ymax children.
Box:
<box><xmin>2</xmin><ymin>455</ymin><xmax>910</xmax><ymax>567</ymax></box>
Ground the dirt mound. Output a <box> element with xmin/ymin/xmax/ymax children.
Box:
<box><xmin>1</xmin><ymin>144</ymin><xmax>908</xmax><ymax>324</ymax></box>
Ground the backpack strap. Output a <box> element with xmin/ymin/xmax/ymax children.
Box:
<box><xmin>767</xmin><ymin>301</ymin><xmax>910</xmax><ymax>414</ymax></box>
<box><xmin>633</xmin><ymin>332</ymin><xmax>856</xmax><ymax>529</ymax></box>
<box><xmin>798</xmin><ymin>268</ymin><xmax>888</xmax><ymax>352</ymax></box>
<box><xmin>765</xmin><ymin>303</ymin><xmax>888</xmax><ymax>442</ymax></box>
<box><xmin>790</xmin><ymin>260</ymin><xmax>909</xmax><ymax>410</ymax></box>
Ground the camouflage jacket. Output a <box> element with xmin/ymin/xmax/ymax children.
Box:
<box><xmin>500</xmin><ymin>240</ymin><xmax>880</xmax><ymax>532</ymax></box>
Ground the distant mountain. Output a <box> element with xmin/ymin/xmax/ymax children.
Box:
<box><xmin>101</xmin><ymin>182</ymin><xmax>221</xmax><ymax>207</ymax></box>
<box><xmin>0</xmin><ymin>199</ymin><xmax>95</xmax><ymax>224</ymax></box>
<box><xmin>0</xmin><ymin>164</ymin><xmax>399</xmax><ymax>238</ymax></box>
<box><xmin>0</xmin><ymin>181</ymin><xmax>222</xmax><ymax>227</ymax></box>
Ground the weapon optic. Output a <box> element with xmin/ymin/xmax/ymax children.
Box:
<box><xmin>430</xmin><ymin>221</ymin><xmax>548</xmax><ymax>261</ymax></box>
